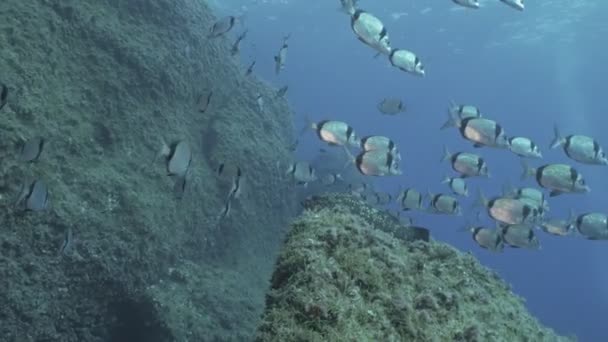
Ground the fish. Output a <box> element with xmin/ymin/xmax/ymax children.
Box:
<box><xmin>320</xmin><ymin>173</ymin><xmax>342</xmax><ymax>185</ymax></box>
<box><xmin>0</xmin><ymin>82</ymin><xmax>7</xmax><ymax>111</ymax></box>
<box><xmin>276</xmin><ymin>85</ymin><xmax>288</xmax><ymax>98</ymax></box>
<box><xmin>218</xmin><ymin>197</ymin><xmax>233</xmax><ymax>221</ymax></box>
<box><xmin>256</xmin><ymin>94</ymin><xmax>264</xmax><ymax>113</ymax></box>
<box><xmin>348</xmin><ymin>181</ymin><xmax>368</xmax><ymax>194</ymax></box>
<box><xmin>508</xmin><ymin>136</ymin><xmax>542</xmax><ymax>159</ymax></box>
<box><xmin>466</xmin><ymin>226</ymin><xmax>504</xmax><ymax>252</ymax></box>
<box><xmin>499</xmin><ymin>0</ymin><xmax>524</xmax><ymax>11</ymax></box>
<box><xmin>540</xmin><ymin>218</ymin><xmax>573</xmax><ymax>237</ymax></box>
<box><xmin>350</xmin><ymin>10</ymin><xmax>392</xmax><ymax>55</ymax></box>
<box><xmin>228</xmin><ymin>167</ymin><xmax>243</xmax><ymax>199</ymax></box>
<box><xmin>441</xmin><ymin>102</ymin><xmax>482</xmax><ymax>130</ymax></box>
<box><xmin>441</xmin><ymin>146</ymin><xmax>489</xmax><ymax>178</ymax></box>
<box><xmin>502</xmin><ymin>184</ymin><xmax>549</xmax><ymax>213</ymax></box>
<box><xmin>274</xmin><ymin>34</ymin><xmax>290</xmax><ymax>75</ymax></box>
<box><xmin>339</xmin><ymin>0</ymin><xmax>359</xmax><ymax>15</ymax></box>
<box><xmin>572</xmin><ymin>212</ymin><xmax>608</xmax><ymax>240</ymax></box>
<box><xmin>353</xmin><ymin>149</ymin><xmax>402</xmax><ymax>176</ymax></box>
<box><xmin>397</xmin><ymin>188</ymin><xmax>424</xmax><ymax>211</ymax></box>
<box><xmin>173</xmin><ymin>174</ymin><xmax>188</xmax><ymax>200</ymax></box>
<box><xmin>550</xmin><ymin>125</ymin><xmax>607</xmax><ymax>165</ymax></box>
<box><xmin>230</xmin><ymin>30</ymin><xmax>248</xmax><ymax>56</ymax></box>
<box><xmin>20</xmin><ymin>136</ymin><xmax>45</xmax><ymax>162</ymax></box>
<box><xmin>16</xmin><ymin>179</ymin><xmax>49</xmax><ymax>211</ymax></box>
<box><xmin>377</xmin><ymin>98</ymin><xmax>405</xmax><ymax>115</ymax></box>
<box><xmin>515</xmin><ymin>196</ymin><xmax>546</xmax><ymax>219</ymax></box>
<box><xmin>388</xmin><ymin>48</ymin><xmax>425</xmax><ymax>76</ymax></box>
<box><xmin>452</xmin><ymin>0</ymin><xmax>480</xmax><ymax>9</ymax></box>
<box><xmin>427</xmin><ymin>192</ymin><xmax>461</xmax><ymax>215</ymax></box>
<box><xmin>209</xmin><ymin>15</ymin><xmax>240</xmax><ymax>38</ymax></box>
<box><xmin>307</xmin><ymin>120</ymin><xmax>359</xmax><ymax>147</ymax></box>
<box><xmin>363</xmin><ymin>192</ymin><xmax>392</xmax><ymax>206</ymax></box>
<box><xmin>476</xmin><ymin>190</ymin><xmax>539</xmax><ymax>226</ymax></box>
<box><xmin>59</xmin><ymin>227</ymin><xmax>74</xmax><ymax>256</ymax></box>
<box><xmin>441</xmin><ymin>176</ymin><xmax>468</xmax><ymax>197</ymax></box>
<box><xmin>520</xmin><ymin>161</ymin><xmax>589</xmax><ymax>197</ymax></box>
<box><xmin>360</xmin><ymin>135</ymin><xmax>400</xmax><ymax>160</ymax></box>
<box><xmin>158</xmin><ymin>140</ymin><xmax>192</xmax><ymax>177</ymax></box>
<box><xmin>443</xmin><ymin>114</ymin><xmax>509</xmax><ymax>149</ymax></box>
<box><xmin>245</xmin><ymin>60</ymin><xmax>256</xmax><ymax>76</ymax></box>
<box><xmin>286</xmin><ymin>161</ymin><xmax>317</xmax><ymax>186</ymax></box>
<box><xmin>500</xmin><ymin>224</ymin><xmax>541</xmax><ymax>249</ymax></box>
<box><xmin>197</xmin><ymin>90</ymin><xmax>213</xmax><ymax>113</ymax></box>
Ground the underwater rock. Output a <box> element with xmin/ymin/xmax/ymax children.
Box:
<box><xmin>0</xmin><ymin>0</ymin><xmax>296</xmax><ymax>341</ymax></box>
<box><xmin>256</xmin><ymin>193</ymin><xmax>574</xmax><ymax>342</ymax></box>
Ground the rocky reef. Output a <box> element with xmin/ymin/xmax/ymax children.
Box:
<box><xmin>256</xmin><ymin>193</ymin><xmax>574</xmax><ymax>342</ymax></box>
<box><xmin>0</xmin><ymin>0</ymin><xmax>296</xmax><ymax>341</ymax></box>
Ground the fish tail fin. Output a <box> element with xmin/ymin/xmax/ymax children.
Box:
<box><xmin>472</xmin><ymin>188</ymin><xmax>488</xmax><ymax>210</ymax></box>
<box><xmin>550</xmin><ymin>124</ymin><xmax>565</xmax><ymax>149</ymax></box>
<box><xmin>440</xmin><ymin>106</ymin><xmax>458</xmax><ymax>130</ymax></box>
<box><xmin>441</xmin><ymin>175</ymin><xmax>450</xmax><ymax>184</ymax></box>
<box><xmin>566</xmin><ymin>209</ymin><xmax>576</xmax><ymax>232</ymax></box>
<box><xmin>520</xmin><ymin>160</ymin><xmax>534</xmax><ymax>180</ymax></box>
<box><xmin>440</xmin><ymin>145</ymin><xmax>452</xmax><ymax>163</ymax></box>
<box><xmin>341</xmin><ymin>146</ymin><xmax>356</xmax><ymax>170</ymax></box>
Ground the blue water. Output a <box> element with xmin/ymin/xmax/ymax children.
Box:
<box><xmin>214</xmin><ymin>1</ymin><xmax>608</xmax><ymax>340</ymax></box>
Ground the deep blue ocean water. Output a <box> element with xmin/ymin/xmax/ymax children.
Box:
<box><xmin>212</xmin><ymin>1</ymin><xmax>608</xmax><ymax>340</ymax></box>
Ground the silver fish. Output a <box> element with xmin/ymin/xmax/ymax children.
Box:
<box><xmin>441</xmin><ymin>146</ymin><xmax>489</xmax><ymax>178</ymax></box>
<box><xmin>521</xmin><ymin>161</ymin><xmax>589</xmax><ymax>197</ymax></box>
<box><xmin>245</xmin><ymin>60</ymin><xmax>256</xmax><ymax>76</ymax></box>
<box><xmin>209</xmin><ymin>16</ymin><xmax>238</xmax><ymax>38</ymax></box>
<box><xmin>441</xmin><ymin>176</ymin><xmax>468</xmax><ymax>197</ymax></box>
<box><xmin>360</xmin><ymin>135</ymin><xmax>400</xmax><ymax>159</ymax></box>
<box><xmin>500</xmin><ymin>224</ymin><xmax>541</xmax><ymax>249</ymax></box>
<box><xmin>350</xmin><ymin>10</ymin><xmax>391</xmax><ymax>55</ymax></box>
<box><xmin>0</xmin><ymin>82</ymin><xmax>7</xmax><ymax>111</ymax></box>
<box><xmin>467</xmin><ymin>226</ymin><xmax>504</xmax><ymax>252</ymax></box>
<box><xmin>363</xmin><ymin>192</ymin><xmax>392</xmax><ymax>206</ymax></box>
<box><xmin>540</xmin><ymin>218</ymin><xmax>573</xmax><ymax>237</ymax></box>
<box><xmin>310</xmin><ymin>120</ymin><xmax>359</xmax><ymax>147</ymax></box>
<box><xmin>477</xmin><ymin>190</ymin><xmax>538</xmax><ymax>226</ymax></box>
<box><xmin>354</xmin><ymin>149</ymin><xmax>402</xmax><ymax>176</ymax></box>
<box><xmin>320</xmin><ymin>173</ymin><xmax>342</xmax><ymax>185</ymax></box>
<box><xmin>377</xmin><ymin>98</ymin><xmax>405</xmax><ymax>115</ymax></box>
<box><xmin>509</xmin><ymin>136</ymin><xmax>542</xmax><ymax>159</ymax></box>
<box><xmin>572</xmin><ymin>212</ymin><xmax>608</xmax><ymax>240</ymax></box>
<box><xmin>197</xmin><ymin>90</ymin><xmax>213</xmax><ymax>113</ymax></box>
<box><xmin>16</xmin><ymin>179</ymin><xmax>49</xmax><ymax>211</ymax></box>
<box><xmin>550</xmin><ymin>125</ymin><xmax>607</xmax><ymax>165</ymax></box>
<box><xmin>256</xmin><ymin>94</ymin><xmax>264</xmax><ymax>113</ymax></box>
<box><xmin>441</xmin><ymin>103</ymin><xmax>482</xmax><ymax>130</ymax></box>
<box><xmin>230</xmin><ymin>30</ymin><xmax>248</xmax><ymax>56</ymax></box>
<box><xmin>503</xmin><ymin>185</ymin><xmax>549</xmax><ymax>213</ymax></box>
<box><xmin>499</xmin><ymin>0</ymin><xmax>524</xmax><ymax>11</ymax></box>
<box><xmin>286</xmin><ymin>161</ymin><xmax>317</xmax><ymax>186</ymax></box>
<box><xmin>20</xmin><ymin>136</ymin><xmax>45</xmax><ymax>162</ymax></box>
<box><xmin>388</xmin><ymin>48</ymin><xmax>425</xmax><ymax>76</ymax></box>
<box><xmin>444</xmin><ymin>115</ymin><xmax>509</xmax><ymax>149</ymax></box>
<box><xmin>159</xmin><ymin>140</ymin><xmax>192</xmax><ymax>177</ymax></box>
<box><xmin>452</xmin><ymin>0</ymin><xmax>480</xmax><ymax>9</ymax></box>
<box><xmin>339</xmin><ymin>0</ymin><xmax>359</xmax><ymax>15</ymax></box>
<box><xmin>427</xmin><ymin>192</ymin><xmax>461</xmax><ymax>216</ymax></box>
<box><xmin>397</xmin><ymin>188</ymin><xmax>424</xmax><ymax>211</ymax></box>
<box><xmin>274</xmin><ymin>35</ymin><xmax>290</xmax><ymax>75</ymax></box>
<box><xmin>276</xmin><ymin>85</ymin><xmax>288</xmax><ymax>98</ymax></box>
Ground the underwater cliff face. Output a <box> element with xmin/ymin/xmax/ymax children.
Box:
<box><xmin>0</xmin><ymin>0</ymin><xmax>297</xmax><ymax>341</ymax></box>
<box><xmin>256</xmin><ymin>193</ymin><xmax>574</xmax><ymax>342</ymax></box>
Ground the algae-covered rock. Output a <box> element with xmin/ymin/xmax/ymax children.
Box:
<box><xmin>0</xmin><ymin>0</ymin><xmax>296</xmax><ymax>341</ymax></box>
<box><xmin>256</xmin><ymin>193</ymin><xmax>574</xmax><ymax>342</ymax></box>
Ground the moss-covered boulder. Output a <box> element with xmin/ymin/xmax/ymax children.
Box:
<box><xmin>0</xmin><ymin>0</ymin><xmax>296</xmax><ymax>341</ymax></box>
<box><xmin>256</xmin><ymin>193</ymin><xmax>574</xmax><ymax>342</ymax></box>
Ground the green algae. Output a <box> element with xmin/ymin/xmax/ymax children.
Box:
<box><xmin>256</xmin><ymin>193</ymin><xmax>575</xmax><ymax>342</ymax></box>
<box><xmin>0</xmin><ymin>0</ymin><xmax>297</xmax><ymax>340</ymax></box>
